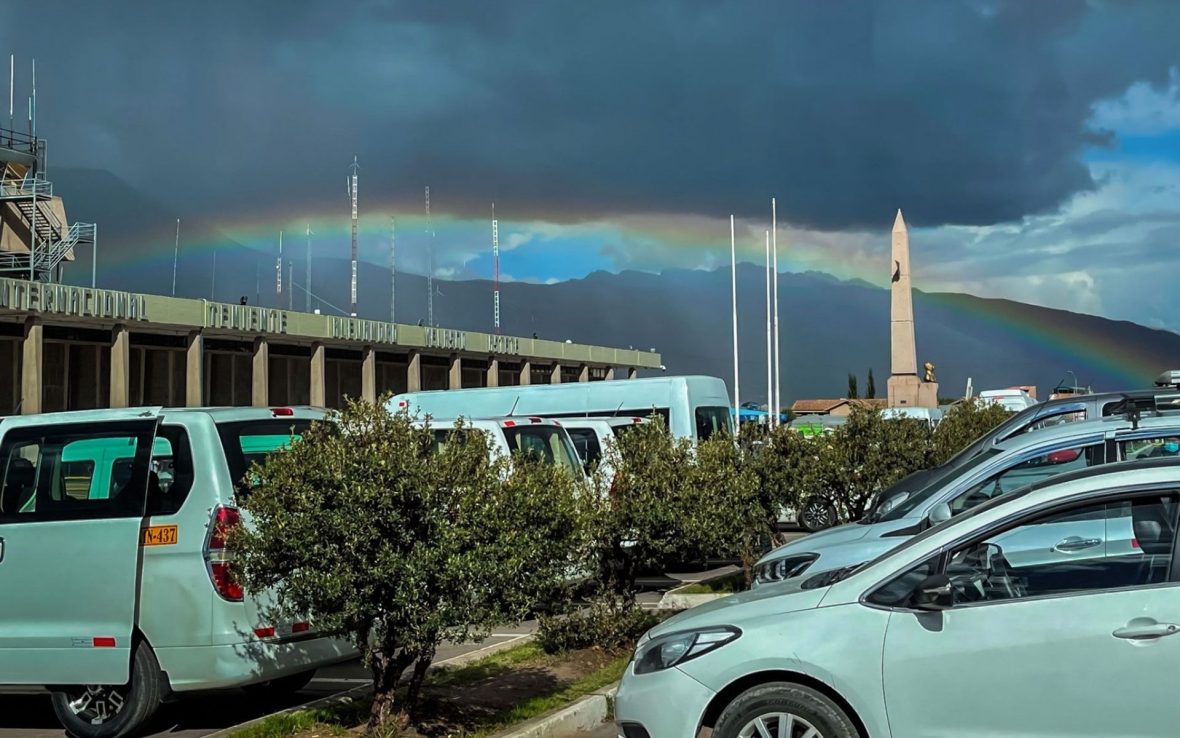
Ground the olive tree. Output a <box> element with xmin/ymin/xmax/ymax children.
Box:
<box><xmin>231</xmin><ymin>398</ymin><xmax>587</xmax><ymax>733</ymax></box>
<box><xmin>931</xmin><ymin>399</ymin><xmax>1013</xmax><ymax>465</ymax></box>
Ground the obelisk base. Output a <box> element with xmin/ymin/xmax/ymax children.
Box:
<box><xmin>888</xmin><ymin>375</ymin><xmax>940</xmax><ymax>409</ymax></box>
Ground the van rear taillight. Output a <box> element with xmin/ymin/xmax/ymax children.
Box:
<box><xmin>205</xmin><ymin>506</ymin><xmax>243</xmax><ymax>602</ymax></box>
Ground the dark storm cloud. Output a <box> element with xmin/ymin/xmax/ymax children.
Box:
<box><xmin>2</xmin><ymin>0</ymin><xmax>1179</xmax><ymax>228</ymax></box>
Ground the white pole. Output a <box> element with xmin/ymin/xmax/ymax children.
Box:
<box><xmin>171</xmin><ymin>218</ymin><xmax>180</xmax><ymax>296</ymax></box>
<box><xmin>730</xmin><ymin>214</ymin><xmax>740</xmax><ymax>432</ymax></box>
<box><xmin>8</xmin><ymin>54</ymin><xmax>13</xmax><ymax>129</ymax></box>
<box><xmin>765</xmin><ymin>229</ymin><xmax>772</xmax><ymax>427</ymax></box>
<box><xmin>772</xmin><ymin>197</ymin><xmax>781</xmax><ymax>426</ymax></box>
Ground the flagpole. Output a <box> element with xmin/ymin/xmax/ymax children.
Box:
<box><xmin>765</xmin><ymin>229</ymin><xmax>772</xmax><ymax>427</ymax></box>
<box><xmin>171</xmin><ymin>219</ymin><xmax>180</xmax><ymax>296</ymax></box>
<box><xmin>730</xmin><ymin>214</ymin><xmax>740</xmax><ymax>431</ymax></box>
<box><xmin>772</xmin><ymin>197</ymin><xmax>781</xmax><ymax>426</ymax></box>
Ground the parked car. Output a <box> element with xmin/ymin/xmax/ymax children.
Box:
<box><xmin>752</xmin><ymin>411</ymin><xmax>1180</xmax><ymax>586</ymax></box>
<box><xmin>849</xmin><ymin>387</ymin><xmax>1180</xmax><ymax>529</ymax></box>
<box><xmin>391</xmin><ymin>375</ymin><xmax>732</xmax><ymax>442</ymax></box>
<box><xmin>0</xmin><ymin>406</ymin><xmax>356</xmax><ymax>738</ymax></box>
<box><xmin>880</xmin><ymin>406</ymin><xmax>944</xmax><ymax>426</ymax></box>
<box><xmin>616</xmin><ymin>458</ymin><xmax>1180</xmax><ymax>738</ymax></box>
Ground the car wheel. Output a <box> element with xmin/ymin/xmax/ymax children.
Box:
<box><xmin>715</xmin><ymin>682</ymin><xmax>859</xmax><ymax>738</ymax></box>
<box><xmin>800</xmin><ymin>500</ymin><xmax>836</xmax><ymax>532</ymax></box>
<box><xmin>243</xmin><ymin>670</ymin><xmax>317</xmax><ymax>696</ymax></box>
<box><xmin>50</xmin><ymin>640</ymin><xmax>164</xmax><ymax>738</ymax></box>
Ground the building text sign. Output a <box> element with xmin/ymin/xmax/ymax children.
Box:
<box><xmin>488</xmin><ymin>334</ymin><xmax>521</xmax><ymax>355</ymax></box>
<box><xmin>329</xmin><ymin>316</ymin><xmax>396</xmax><ymax>344</ymax></box>
<box><xmin>0</xmin><ymin>281</ymin><xmax>148</xmax><ymax>321</ymax></box>
<box><xmin>206</xmin><ymin>303</ymin><xmax>289</xmax><ymax>334</ymax></box>
<box><xmin>425</xmin><ymin>327</ymin><xmax>467</xmax><ymax>351</ymax></box>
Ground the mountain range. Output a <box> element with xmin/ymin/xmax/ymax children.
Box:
<box><xmin>49</xmin><ymin>167</ymin><xmax>1180</xmax><ymax>404</ymax></box>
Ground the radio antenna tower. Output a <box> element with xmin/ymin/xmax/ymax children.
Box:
<box><xmin>425</xmin><ymin>186</ymin><xmax>434</xmax><ymax>326</ymax></box>
<box><xmin>492</xmin><ymin>202</ymin><xmax>501</xmax><ymax>334</ymax></box>
<box><xmin>275</xmin><ymin>230</ymin><xmax>283</xmax><ymax>305</ymax></box>
<box><xmin>348</xmin><ymin>157</ymin><xmax>359</xmax><ymax>317</ymax></box>
<box><xmin>396</xmin><ymin>217</ymin><xmax>401</xmax><ymax>323</ymax></box>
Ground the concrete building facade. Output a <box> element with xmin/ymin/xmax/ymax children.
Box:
<box><xmin>0</xmin><ymin>278</ymin><xmax>659</xmax><ymax>415</ymax></box>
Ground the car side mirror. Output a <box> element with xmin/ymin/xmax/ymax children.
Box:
<box><xmin>913</xmin><ymin>573</ymin><xmax>954</xmax><ymax>611</ymax></box>
<box><xmin>928</xmin><ymin>502</ymin><xmax>952</xmax><ymax>526</ymax></box>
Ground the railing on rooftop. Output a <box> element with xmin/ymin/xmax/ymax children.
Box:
<box><xmin>0</xmin><ymin>127</ymin><xmax>38</xmax><ymax>157</ymax></box>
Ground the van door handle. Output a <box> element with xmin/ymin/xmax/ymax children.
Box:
<box><xmin>1113</xmin><ymin>619</ymin><xmax>1180</xmax><ymax>640</ymax></box>
<box><xmin>1052</xmin><ymin>536</ymin><xmax>1102</xmax><ymax>553</ymax></box>
<box><xmin>0</xmin><ymin>536</ymin><xmax>4</xmax><ymax>563</ymax></box>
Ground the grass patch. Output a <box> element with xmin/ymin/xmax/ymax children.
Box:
<box><xmin>228</xmin><ymin>639</ymin><xmax>628</xmax><ymax>738</ymax></box>
<box><xmin>676</xmin><ymin>571</ymin><xmax>746</xmax><ymax>595</ymax></box>
<box><xmin>463</xmin><ymin>651</ymin><xmax>629</xmax><ymax>738</ymax></box>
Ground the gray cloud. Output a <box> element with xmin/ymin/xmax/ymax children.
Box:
<box><xmin>2</xmin><ymin>0</ymin><xmax>1179</xmax><ymax>229</ymax></box>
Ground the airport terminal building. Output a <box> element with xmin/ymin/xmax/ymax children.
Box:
<box><xmin>0</xmin><ymin>279</ymin><xmax>662</xmax><ymax>414</ymax></box>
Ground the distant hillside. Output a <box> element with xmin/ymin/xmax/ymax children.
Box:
<box><xmin>50</xmin><ymin>168</ymin><xmax>1180</xmax><ymax>402</ymax></box>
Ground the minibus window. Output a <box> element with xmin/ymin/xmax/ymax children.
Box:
<box><xmin>503</xmin><ymin>426</ymin><xmax>581</xmax><ymax>477</ymax></box>
<box><xmin>695</xmin><ymin>406</ymin><xmax>733</xmax><ymax>441</ymax></box>
<box><xmin>565</xmin><ymin>428</ymin><xmax>602</xmax><ymax>472</ymax></box>
<box><xmin>217</xmin><ymin>419</ymin><xmax>314</xmax><ymax>498</ymax></box>
<box><xmin>147</xmin><ymin>426</ymin><xmax>195</xmax><ymax>516</ymax></box>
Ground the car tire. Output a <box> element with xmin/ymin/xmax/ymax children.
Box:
<box><xmin>800</xmin><ymin>499</ymin><xmax>836</xmax><ymax>532</ymax></box>
<box><xmin>714</xmin><ymin>682</ymin><xmax>860</xmax><ymax>738</ymax></box>
<box><xmin>242</xmin><ymin>670</ymin><xmax>317</xmax><ymax>696</ymax></box>
<box><xmin>50</xmin><ymin>640</ymin><xmax>165</xmax><ymax>738</ymax></box>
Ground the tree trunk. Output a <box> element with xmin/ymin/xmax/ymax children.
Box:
<box><xmin>367</xmin><ymin>648</ymin><xmax>413</xmax><ymax>734</ymax></box>
<box><xmin>404</xmin><ymin>650</ymin><xmax>435</xmax><ymax>716</ymax></box>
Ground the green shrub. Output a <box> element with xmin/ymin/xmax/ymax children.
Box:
<box><xmin>932</xmin><ymin>399</ymin><xmax>1013</xmax><ymax>465</ymax></box>
<box><xmin>536</xmin><ymin>597</ymin><xmax>657</xmax><ymax>655</ymax></box>
<box><xmin>231</xmin><ymin>398</ymin><xmax>586</xmax><ymax>734</ymax></box>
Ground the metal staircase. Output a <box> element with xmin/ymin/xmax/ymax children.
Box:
<box><xmin>0</xmin><ymin>168</ymin><xmax>93</xmax><ymax>282</ymax></box>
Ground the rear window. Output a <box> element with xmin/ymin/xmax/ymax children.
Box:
<box><xmin>695</xmin><ymin>406</ymin><xmax>733</xmax><ymax>441</ymax></box>
<box><xmin>503</xmin><ymin>426</ymin><xmax>582</xmax><ymax>476</ymax></box>
<box><xmin>217</xmin><ymin>419</ymin><xmax>314</xmax><ymax>495</ymax></box>
<box><xmin>565</xmin><ymin>427</ymin><xmax>603</xmax><ymax>471</ymax></box>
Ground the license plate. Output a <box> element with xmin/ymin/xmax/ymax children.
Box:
<box><xmin>143</xmin><ymin>525</ymin><xmax>178</xmax><ymax>546</ymax></box>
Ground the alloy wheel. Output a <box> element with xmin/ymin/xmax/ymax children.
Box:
<box><xmin>65</xmin><ymin>685</ymin><xmax>127</xmax><ymax>725</ymax></box>
<box><xmin>801</xmin><ymin>500</ymin><xmax>833</xmax><ymax>531</ymax></box>
<box><xmin>738</xmin><ymin>712</ymin><xmax>824</xmax><ymax>738</ymax></box>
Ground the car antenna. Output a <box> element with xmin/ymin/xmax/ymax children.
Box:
<box><xmin>611</xmin><ymin>401</ymin><xmax>624</xmax><ymax>417</ymax></box>
<box><xmin>507</xmin><ymin>396</ymin><xmax>520</xmax><ymax>418</ymax></box>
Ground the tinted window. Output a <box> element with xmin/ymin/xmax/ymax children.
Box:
<box><xmin>148</xmin><ymin>425</ymin><xmax>195</xmax><ymax>516</ymax></box>
<box><xmin>695</xmin><ymin>406</ymin><xmax>732</xmax><ymax>441</ymax></box>
<box><xmin>0</xmin><ymin>421</ymin><xmax>155</xmax><ymax>523</ymax></box>
<box><xmin>1120</xmin><ymin>435</ymin><xmax>1180</xmax><ymax>461</ymax></box>
<box><xmin>217</xmin><ymin>419</ymin><xmax>314</xmax><ymax>496</ymax></box>
<box><xmin>502</xmin><ymin>426</ymin><xmax>581</xmax><ymax>476</ymax></box>
<box><xmin>940</xmin><ymin>494</ymin><xmax>1178</xmax><ymax>605</ymax></box>
<box><xmin>432</xmin><ymin>428</ymin><xmax>486</xmax><ymax>454</ymax></box>
<box><xmin>565</xmin><ymin>428</ymin><xmax>602</xmax><ymax>471</ymax></box>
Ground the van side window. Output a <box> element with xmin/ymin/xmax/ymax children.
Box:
<box><xmin>148</xmin><ymin>426</ymin><xmax>195</xmax><ymax>516</ymax></box>
<box><xmin>0</xmin><ymin>423</ymin><xmax>155</xmax><ymax>523</ymax></box>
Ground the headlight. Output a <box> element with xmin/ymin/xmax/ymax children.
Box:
<box><xmin>753</xmin><ymin>553</ymin><xmax>819</xmax><ymax>585</ymax></box>
<box><xmin>633</xmin><ymin>627</ymin><xmax>741</xmax><ymax>675</ymax></box>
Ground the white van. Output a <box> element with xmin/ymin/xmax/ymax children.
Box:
<box><xmin>979</xmin><ymin>388</ymin><xmax>1039</xmax><ymax>412</ymax></box>
<box><xmin>391</xmin><ymin>376</ymin><xmax>732</xmax><ymax>442</ymax></box>
<box><xmin>880</xmin><ymin>406</ymin><xmax>944</xmax><ymax>427</ymax></box>
<box><xmin>423</xmin><ymin>417</ymin><xmax>585</xmax><ymax>480</ymax></box>
<box><xmin>559</xmin><ymin>418</ymin><xmax>617</xmax><ymax>479</ymax></box>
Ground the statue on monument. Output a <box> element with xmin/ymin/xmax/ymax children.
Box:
<box><xmin>924</xmin><ymin>361</ymin><xmax>935</xmax><ymax>383</ymax></box>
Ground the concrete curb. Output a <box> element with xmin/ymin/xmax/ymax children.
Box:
<box><xmin>491</xmin><ymin>683</ymin><xmax>619</xmax><ymax>738</ymax></box>
<box><xmin>208</xmin><ymin>633</ymin><xmax>535</xmax><ymax>738</ymax></box>
<box><xmin>657</xmin><ymin>568</ymin><xmax>743</xmax><ymax>610</ymax></box>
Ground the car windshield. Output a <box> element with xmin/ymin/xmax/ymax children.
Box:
<box><xmin>878</xmin><ymin>448</ymin><xmax>1003</xmax><ymax>522</ymax></box>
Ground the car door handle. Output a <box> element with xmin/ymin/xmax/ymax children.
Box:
<box><xmin>1052</xmin><ymin>536</ymin><xmax>1102</xmax><ymax>553</ymax></box>
<box><xmin>1113</xmin><ymin>619</ymin><xmax>1180</xmax><ymax>640</ymax></box>
<box><xmin>0</xmin><ymin>536</ymin><xmax>4</xmax><ymax>564</ymax></box>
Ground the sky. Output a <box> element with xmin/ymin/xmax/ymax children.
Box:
<box><xmin>3</xmin><ymin>1</ymin><xmax>1180</xmax><ymax>328</ymax></box>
